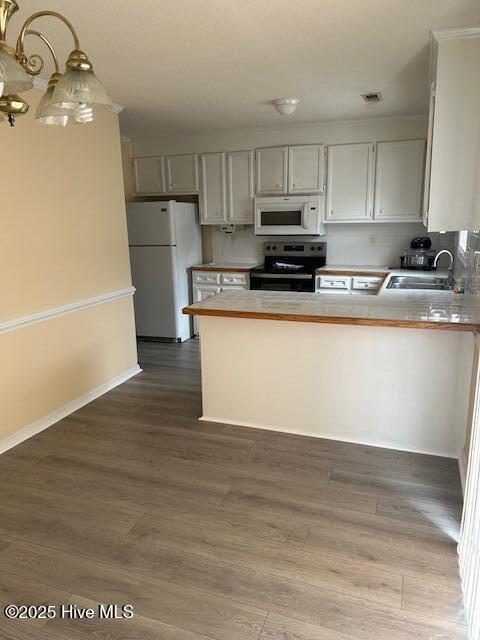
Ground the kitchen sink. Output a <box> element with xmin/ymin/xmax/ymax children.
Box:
<box><xmin>387</xmin><ymin>275</ymin><xmax>453</xmax><ymax>291</ymax></box>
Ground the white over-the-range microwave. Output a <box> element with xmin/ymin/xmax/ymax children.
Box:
<box><xmin>254</xmin><ymin>196</ymin><xmax>326</xmax><ymax>236</ymax></box>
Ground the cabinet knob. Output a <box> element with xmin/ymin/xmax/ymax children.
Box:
<box><xmin>276</xmin><ymin>183</ymin><xmax>282</xmax><ymax>188</ymax></box>
<box><xmin>292</xmin><ymin>183</ymin><xmax>297</xmax><ymax>187</ymax></box>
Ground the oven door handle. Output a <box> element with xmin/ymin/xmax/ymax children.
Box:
<box><xmin>251</xmin><ymin>273</ymin><xmax>312</xmax><ymax>280</ymax></box>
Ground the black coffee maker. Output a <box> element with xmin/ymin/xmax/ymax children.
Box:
<box><xmin>400</xmin><ymin>237</ymin><xmax>436</xmax><ymax>270</ymax></box>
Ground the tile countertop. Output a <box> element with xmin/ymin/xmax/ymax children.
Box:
<box><xmin>190</xmin><ymin>262</ymin><xmax>261</xmax><ymax>272</ymax></box>
<box><xmin>183</xmin><ymin>289</ymin><xmax>479</xmax><ymax>332</ymax></box>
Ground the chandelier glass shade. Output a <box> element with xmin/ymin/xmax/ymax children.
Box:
<box><xmin>35</xmin><ymin>75</ymin><xmax>96</xmax><ymax>126</ymax></box>
<box><xmin>0</xmin><ymin>44</ymin><xmax>32</xmax><ymax>94</ymax></box>
<box><xmin>35</xmin><ymin>83</ymin><xmax>70</xmax><ymax>127</ymax></box>
<box><xmin>0</xmin><ymin>0</ymin><xmax>112</xmax><ymax>126</ymax></box>
<box><xmin>52</xmin><ymin>68</ymin><xmax>112</xmax><ymax>111</ymax></box>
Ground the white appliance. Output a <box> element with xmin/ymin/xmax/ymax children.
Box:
<box><xmin>127</xmin><ymin>201</ymin><xmax>201</xmax><ymax>342</ymax></box>
<box><xmin>254</xmin><ymin>195</ymin><xmax>325</xmax><ymax>236</ymax></box>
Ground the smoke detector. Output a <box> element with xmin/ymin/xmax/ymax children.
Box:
<box><xmin>361</xmin><ymin>92</ymin><xmax>382</xmax><ymax>104</ymax></box>
<box><xmin>273</xmin><ymin>98</ymin><xmax>300</xmax><ymax>116</ymax></box>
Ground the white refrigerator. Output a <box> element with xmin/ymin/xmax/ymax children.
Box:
<box><xmin>126</xmin><ymin>201</ymin><xmax>202</xmax><ymax>342</ymax></box>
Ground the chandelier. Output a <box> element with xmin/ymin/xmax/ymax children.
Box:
<box><xmin>0</xmin><ymin>0</ymin><xmax>112</xmax><ymax>126</ymax></box>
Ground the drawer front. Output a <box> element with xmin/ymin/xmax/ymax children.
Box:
<box><xmin>220</xmin><ymin>272</ymin><xmax>248</xmax><ymax>286</ymax></box>
<box><xmin>318</xmin><ymin>276</ymin><xmax>351</xmax><ymax>290</ymax></box>
<box><xmin>351</xmin><ymin>276</ymin><xmax>383</xmax><ymax>291</ymax></box>
<box><xmin>221</xmin><ymin>285</ymin><xmax>248</xmax><ymax>292</ymax></box>
<box><xmin>193</xmin><ymin>271</ymin><xmax>221</xmax><ymax>285</ymax></box>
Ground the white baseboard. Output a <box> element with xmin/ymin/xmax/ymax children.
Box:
<box><xmin>199</xmin><ymin>415</ymin><xmax>457</xmax><ymax>459</ymax></box>
<box><xmin>458</xmin><ymin>447</ymin><xmax>467</xmax><ymax>494</ymax></box>
<box><xmin>0</xmin><ymin>365</ymin><xmax>142</xmax><ymax>456</ymax></box>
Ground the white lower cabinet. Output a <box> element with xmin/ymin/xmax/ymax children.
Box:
<box><xmin>194</xmin><ymin>284</ymin><xmax>222</xmax><ymax>301</ymax></box>
<box><xmin>316</xmin><ymin>274</ymin><xmax>383</xmax><ymax>294</ymax></box>
<box><xmin>192</xmin><ymin>271</ymin><xmax>249</xmax><ymax>333</ymax></box>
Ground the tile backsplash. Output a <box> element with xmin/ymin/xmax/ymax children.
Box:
<box><xmin>211</xmin><ymin>223</ymin><xmax>455</xmax><ymax>267</ymax></box>
<box><xmin>455</xmin><ymin>231</ymin><xmax>480</xmax><ymax>297</ymax></box>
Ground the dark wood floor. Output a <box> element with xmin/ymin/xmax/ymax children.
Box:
<box><xmin>0</xmin><ymin>340</ymin><xmax>466</xmax><ymax>639</ymax></box>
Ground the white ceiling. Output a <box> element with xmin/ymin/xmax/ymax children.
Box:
<box><xmin>9</xmin><ymin>0</ymin><xmax>480</xmax><ymax>137</ymax></box>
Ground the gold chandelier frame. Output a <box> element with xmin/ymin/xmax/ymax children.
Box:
<box><xmin>0</xmin><ymin>0</ymin><xmax>107</xmax><ymax>126</ymax></box>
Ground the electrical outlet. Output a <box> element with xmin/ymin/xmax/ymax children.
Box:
<box><xmin>368</xmin><ymin>234</ymin><xmax>375</xmax><ymax>245</ymax></box>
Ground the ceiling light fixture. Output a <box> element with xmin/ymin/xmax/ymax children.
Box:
<box><xmin>273</xmin><ymin>98</ymin><xmax>300</xmax><ymax>116</ymax></box>
<box><xmin>0</xmin><ymin>0</ymin><xmax>112</xmax><ymax>126</ymax></box>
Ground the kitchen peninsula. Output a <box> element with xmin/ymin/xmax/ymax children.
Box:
<box><xmin>184</xmin><ymin>289</ymin><xmax>476</xmax><ymax>458</ymax></box>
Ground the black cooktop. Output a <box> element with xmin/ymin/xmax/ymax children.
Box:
<box><xmin>252</xmin><ymin>255</ymin><xmax>326</xmax><ymax>275</ymax></box>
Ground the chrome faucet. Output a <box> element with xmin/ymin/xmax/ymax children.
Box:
<box><xmin>434</xmin><ymin>249</ymin><xmax>454</xmax><ymax>287</ymax></box>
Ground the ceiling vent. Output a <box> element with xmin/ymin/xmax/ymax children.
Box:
<box><xmin>362</xmin><ymin>92</ymin><xmax>382</xmax><ymax>104</ymax></box>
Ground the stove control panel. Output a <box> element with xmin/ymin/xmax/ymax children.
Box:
<box><xmin>264</xmin><ymin>241</ymin><xmax>326</xmax><ymax>257</ymax></box>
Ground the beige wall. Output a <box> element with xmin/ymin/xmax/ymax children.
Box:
<box><xmin>0</xmin><ymin>89</ymin><xmax>138</xmax><ymax>444</ymax></box>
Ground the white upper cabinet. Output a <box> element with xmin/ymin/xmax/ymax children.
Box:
<box><xmin>426</xmin><ymin>28</ymin><xmax>480</xmax><ymax>232</ymax></box>
<box><xmin>326</xmin><ymin>143</ymin><xmax>374</xmax><ymax>222</ymax></box>
<box><xmin>165</xmin><ymin>154</ymin><xmax>199</xmax><ymax>194</ymax></box>
<box><xmin>199</xmin><ymin>150</ymin><xmax>254</xmax><ymax>225</ymax></box>
<box><xmin>255</xmin><ymin>147</ymin><xmax>288</xmax><ymax>195</ymax></box>
<box><xmin>374</xmin><ymin>140</ymin><xmax>425</xmax><ymax>222</ymax></box>
<box><xmin>198</xmin><ymin>153</ymin><xmax>227</xmax><ymax>224</ymax></box>
<box><xmin>133</xmin><ymin>157</ymin><xmax>165</xmax><ymax>194</ymax></box>
<box><xmin>288</xmin><ymin>145</ymin><xmax>325</xmax><ymax>194</ymax></box>
<box><xmin>226</xmin><ymin>150</ymin><xmax>254</xmax><ymax>224</ymax></box>
<box><xmin>423</xmin><ymin>82</ymin><xmax>436</xmax><ymax>227</ymax></box>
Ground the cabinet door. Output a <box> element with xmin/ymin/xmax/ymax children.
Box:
<box><xmin>199</xmin><ymin>153</ymin><xmax>227</xmax><ymax>224</ymax></box>
<box><xmin>255</xmin><ymin>147</ymin><xmax>288</xmax><ymax>195</ymax></box>
<box><xmin>325</xmin><ymin>143</ymin><xmax>374</xmax><ymax>222</ymax></box>
<box><xmin>226</xmin><ymin>150</ymin><xmax>254</xmax><ymax>224</ymax></box>
<box><xmin>165</xmin><ymin>154</ymin><xmax>199</xmax><ymax>193</ymax></box>
<box><xmin>288</xmin><ymin>145</ymin><xmax>325</xmax><ymax>194</ymax></box>
<box><xmin>428</xmin><ymin>34</ymin><xmax>480</xmax><ymax>231</ymax></box>
<box><xmin>194</xmin><ymin>285</ymin><xmax>222</xmax><ymax>302</ymax></box>
<box><xmin>374</xmin><ymin>140</ymin><xmax>425</xmax><ymax>221</ymax></box>
<box><xmin>423</xmin><ymin>82</ymin><xmax>436</xmax><ymax>227</ymax></box>
<box><xmin>133</xmin><ymin>157</ymin><xmax>165</xmax><ymax>194</ymax></box>
<box><xmin>193</xmin><ymin>284</ymin><xmax>221</xmax><ymax>335</ymax></box>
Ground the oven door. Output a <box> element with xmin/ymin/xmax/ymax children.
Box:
<box><xmin>250</xmin><ymin>273</ymin><xmax>314</xmax><ymax>292</ymax></box>
<box><xmin>254</xmin><ymin>198</ymin><xmax>320</xmax><ymax>236</ymax></box>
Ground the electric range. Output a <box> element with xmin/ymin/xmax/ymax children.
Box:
<box><xmin>250</xmin><ymin>241</ymin><xmax>327</xmax><ymax>292</ymax></box>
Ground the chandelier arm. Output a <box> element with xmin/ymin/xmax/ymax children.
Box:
<box><xmin>16</xmin><ymin>11</ymin><xmax>81</xmax><ymax>75</ymax></box>
<box><xmin>23</xmin><ymin>29</ymin><xmax>59</xmax><ymax>75</ymax></box>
